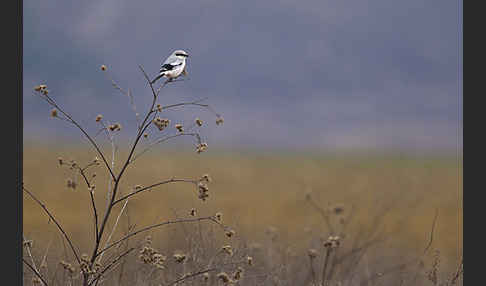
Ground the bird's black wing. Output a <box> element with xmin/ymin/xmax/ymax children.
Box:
<box><xmin>160</xmin><ymin>62</ymin><xmax>182</xmax><ymax>73</ymax></box>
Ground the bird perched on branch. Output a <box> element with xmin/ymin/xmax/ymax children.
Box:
<box><xmin>151</xmin><ymin>50</ymin><xmax>189</xmax><ymax>84</ymax></box>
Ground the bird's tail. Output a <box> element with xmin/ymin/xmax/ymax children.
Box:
<box><xmin>150</xmin><ymin>73</ymin><xmax>164</xmax><ymax>85</ymax></box>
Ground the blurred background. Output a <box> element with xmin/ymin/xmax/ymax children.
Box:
<box><xmin>23</xmin><ymin>0</ymin><xmax>462</xmax><ymax>281</ymax></box>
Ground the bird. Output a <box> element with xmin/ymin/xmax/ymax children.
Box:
<box><xmin>151</xmin><ymin>50</ymin><xmax>189</xmax><ymax>84</ymax></box>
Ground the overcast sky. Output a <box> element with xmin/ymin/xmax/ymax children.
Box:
<box><xmin>23</xmin><ymin>0</ymin><xmax>462</xmax><ymax>151</ymax></box>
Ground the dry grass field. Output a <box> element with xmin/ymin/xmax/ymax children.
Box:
<box><xmin>23</xmin><ymin>142</ymin><xmax>462</xmax><ymax>285</ymax></box>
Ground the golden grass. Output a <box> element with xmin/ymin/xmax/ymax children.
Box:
<box><xmin>23</xmin><ymin>143</ymin><xmax>462</xmax><ymax>270</ymax></box>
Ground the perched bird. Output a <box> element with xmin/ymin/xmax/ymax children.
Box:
<box><xmin>151</xmin><ymin>50</ymin><xmax>189</xmax><ymax>84</ymax></box>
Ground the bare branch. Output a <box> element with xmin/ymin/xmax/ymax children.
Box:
<box><xmin>36</xmin><ymin>93</ymin><xmax>116</xmax><ymax>181</ymax></box>
<box><xmin>95</xmin><ymin>216</ymin><xmax>220</xmax><ymax>259</ymax></box>
<box><xmin>131</xmin><ymin>133</ymin><xmax>202</xmax><ymax>163</ymax></box>
<box><xmin>164</xmin><ymin>268</ymin><xmax>217</xmax><ymax>286</ymax></box>
<box><xmin>23</xmin><ymin>258</ymin><xmax>49</xmax><ymax>286</ymax></box>
<box><xmin>22</xmin><ymin>186</ymin><xmax>81</xmax><ymax>264</ymax></box>
<box><xmin>112</xmin><ymin>178</ymin><xmax>196</xmax><ymax>206</ymax></box>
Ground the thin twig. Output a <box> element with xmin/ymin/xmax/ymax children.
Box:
<box><xmin>112</xmin><ymin>178</ymin><xmax>196</xmax><ymax>206</ymax></box>
<box><xmin>95</xmin><ymin>216</ymin><xmax>221</xmax><ymax>259</ymax></box>
<box><xmin>23</xmin><ymin>186</ymin><xmax>81</xmax><ymax>264</ymax></box>
<box><xmin>23</xmin><ymin>258</ymin><xmax>49</xmax><ymax>286</ymax></box>
<box><xmin>164</xmin><ymin>268</ymin><xmax>217</xmax><ymax>286</ymax></box>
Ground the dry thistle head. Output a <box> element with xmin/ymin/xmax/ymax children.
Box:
<box><xmin>60</xmin><ymin>260</ymin><xmax>76</xmax><ymax>274</ymax></box>
<box><xmin>324</xmin><ymin>236</ymin><xmax>340</xmax><ymax>248</ymax></box>
<box><xmin>153</xmin><ymin>117</ymin><xmax>170</xmax><ymax>131</ymax></box>
<box><xmin>195</xmin><ymin>118</ymin><xmax>203</xmax><ymax>126</ymax></box>
<box><xmin>222</xmin><ymin>245</ymin><xmax>233</xmax><ymax>256</ymax></box>
<box><xmin>215</xmin><ymin>212</ymin><xmax>223</xmax><ymax>222</ymax></box>
<box><xmin>190</xmin><ymin>208</ymin><xmax>196</xmax><ymax>216</ymax></box>
<box><xmin>196</xmin><ymin>142</ymin><xmax>208</xmax><ymax>154</ymax></box>
<box><xmin>200</xmin><ymin>173</ymin><xmax>212</xmax><ymax>183</ymax></box>
<box><xmin>101</xmin><ymin>65</ymin><xmax>107</xmax><ymax>71</ymax></box>
<box><xmin>173</xmin><ymin>252</ymin><xmax>187</xmax><ymax>264</ymax></box>
<box><xmin>22</xmin><ymin>239</ymin><xmax>33</xmax><ymax>248</ymax></box>
<box><xmin>108</xmin><ymin>123</ymin><xmax>122</xmax><ymax>132</ymax></box>
<box><xmin>202</xmin><ymin>272</ymin><xmax>210</xmax><ymax>282</ymax></box>
<box><xmin>225</xmin><ymin>229</ymin><xmax>236</xmax><ymax>238</ymax></box>
<box><xmin>308</xmin><ymin>249</ymin><xmax>318</xmax><ymax>259</ymax></box>
<box><xmin>247</xmin><ymin>256</ymin><xmax>253</xmax><ymax>266</ymax></box>
<box><xmin>233</xmin><ymin>267</ymin><xmax>244</xmax><ymax>281</ymax></box>
<box><xmin>50</xmin><ymin>108</ymin><xmax>58</xmax><ymax>117</ymax></box>
<box><xmin>95</xmin><ymin>114</ymin><xmax>103</xmax><ymax>122</ymax></box>
<box><xmin>198</xmin><ymin>182</ymin><xmax>209</xmax><ymax>201</ymax></box>
<box><xmin>175</xmin><ymin>123</ymin><xmax>184</xmax><ymax>132</ymax></box>
<box><xmin>216</xmin><ymin>117</ymin><xmax>224</xmax><ymax>125</ymax></box>
<box><xmin>217</xmin><ymin>272</ymin><xmax>232</xmax><ymax>284</ymax></box>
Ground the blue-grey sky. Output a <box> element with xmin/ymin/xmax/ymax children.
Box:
<box><xmin>23</xmin><ymin>0</ymin><xmax>462</xmax><ymax>151</ymax></box>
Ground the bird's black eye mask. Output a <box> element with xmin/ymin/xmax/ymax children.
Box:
<box><xmin>175</xmin><ymin>53</ymin><xmax>189</xmax><ymax>57</ymax></box>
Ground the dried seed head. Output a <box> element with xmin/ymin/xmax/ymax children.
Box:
<box><xmin>217</xmin><ymin>272</ymin><xmax>231</xmax><ymax>283</ymax></box>
<box><xmin>173</xmin><ymin>253</ymin><xmax>187</xmax><ymax>263</ymax></box>
<box><xmin>247</xmin><ymin>256</ymin><xmax>253</xmax><ymax>266</ymax></box>
<box><xmin>215</xmin><ymin>212</ymin><xmax>223</xmax><ymax>222</ymax></box>
<box><xmin>216</xmin><ymin>117</ymin><xmax>224</xmax><ymax>125</ymax></box>
<box><xmin>95</xmin><ymin>114</ymin><xmax>103</xmax><ymax>122</ymax></box>
<box><xmin>233</xmin><ymin>267</ymin><xmax>244</xmax><ymax>281</ymax></box>
<box><xmin>196</xmin><ymin>142</ymin><xmax>208</xmax><ymax>154</ymax></box>
<box><xmin>143</xmin><ymin>133</ymin><xmax>148</xmax><ymax>138</ymax></box>
<box><xmin>58</xmin><ymin>157</ymin><xmax>64</xmax><ymax>166</ymax></box>
<box><xmin>101</xmin><ymin>65</ymin><xmax>107</xmax><ymax>71</ymax></box>
<box><xmin>32</xmin><ymin>277</ymin><xmax>42</xmax><ymax>285</ymax></box>
<box><xmin>202</xmin><ymin>272</ymin><xmax>210</xmax><ymax>281</ymax></box>
<box><xmin>198</xmin><ymin>182</ymin><xmax>210</xmax><ymax>201</ymax></box>
<box><xmin>222</xmin><ymin>245</ymin><xmax>233</xmax><ymax>256</ymax></box>
<box><xmin>50</xmin><ymin>109</ymin><xmax>58</xmax><ymax>117</ymax></box>
<box><xmin>156</xmin><ymin>104</ymin><xmax>162</xmax><ymax>112</ymax></box>
<box><xmin>190</xmin><ymin>208</ymin><xmax>196</xmax><ymax>216</ymax></box>
<box><xmin>201</xmin><ymin>174</ymin><xmax>211</xmax><ymax>182</ymax></box>
<box><xmin>108</xmin><ymin>123</ymin><xmax>122</xmax><ymax>132</ymax></box>
<box><xmin>225</xmin><ymin>229</ymin><xmax>236</xmax><ymax>238</ymax></box>
<box><xmin>175</xmin><ymin>123</ymin><xmax>184</xmax><ymax>132</ymax></box>
<box><xmin>23</xmin><ymin>239</ymin><xmax>34</xmax><ymax>248</ymax></box>
<box><xmin>153</xmin><ymin>117</ymin><xmax>170</xmax><ymax>131</ymax></box>
<box><xmin>308</xmin><ymin>249</ymin><xmax>318</xmax><ymax>259</ymax></box>
<box><xmin>195</xmin><ymin>118</ymin><xmax>203</xmax><ymax>126</ymax></box>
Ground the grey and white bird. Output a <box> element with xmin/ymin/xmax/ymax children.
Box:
<box><xmin>151</xmin><ymin>50</ymin><xmax>189</xmax><ymax>84</ymax></box>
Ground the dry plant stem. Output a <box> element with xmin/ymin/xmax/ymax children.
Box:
<box><xmin>130</xmin><ymin>132</ymin><xmax>202</xmax><ymax>163</ymax></box>
<box><xmin>88</xmin><ymin>248</ymin><xmax>135</xmax><ymax>286</ymax></box>
<box><xmin>38</xmin><ymin>93</ymin><xmax>116</xmax><ymax>181</ymax></box>
<box><xmin>164</xmin><ymin>268</ymin><xmax>217</xmax><ymax>286</ymax></box>
<box><xmin>90</xmin><ymin>66</ymin><xmax>167</xmax><ymax>267</ymax></box>
<box><xmin>98</xmin><ymin>199</ymin><xmax>129</xmax><ymax>263</ymax></box>
<box><xmin>23</xmin><ymin>258</ymin><xmax>49</xmax><ymax>286</ymax></box>
<box><xmin>321</xmin><ymin>247</ymin><xmax>332</xmax><ymax>286</ymax></box>
<box><xmin>76</xmin><ymin>165</ymin><xmax>100</xmax><ymax>243</ymax></box>
<box><xmin>23</xmin><ymin>186</ymin><xmax>81</xmax><ymax>264</ymax></box>
<box><xmin>95</xmin><ymin>216</ymin><xmax>220</xmax><ymax>259</ymax></box>
<box><xmin>309</xmin><ymin>257</ymin><xmax>317</xmax><ymax>286</ymax></box>
<box><xmin>112</xmin><ymin>178</ymin><xmax>197</xmax><ymax>205</ymax></box>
